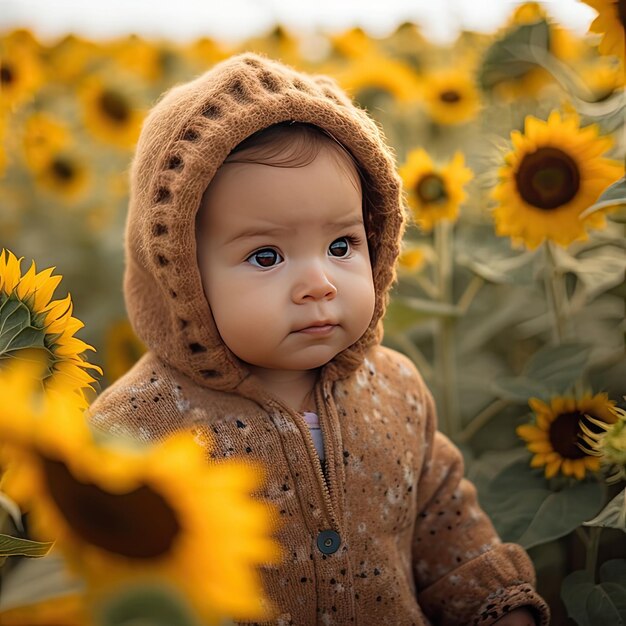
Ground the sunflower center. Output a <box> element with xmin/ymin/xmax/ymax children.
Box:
<box><xmin>42</xmin><ymin>458</ymin><xmax>181</xmax><ymax>559</ymax></box>
<box><xmin>0</xmin><ymin>64</ymin><xmax>14</xmax><ymax>85</ymax></box>
<box><xmin>515</xmin><ymin>147</ymin><xmax>580</xmax><ymax>210</ymax></box>
<box><xmin>99</xmin><ymin>90</ymin><xmax>131</xmax><ymax>124</ymax></box>
<box><xmin>416</xmin><ymin>174</ymin><xmax>447</xmax><ymax>203</ymax></box>
<box><xmin>51</xmin><ymin>158</ymin><xmax>76</xmax><ymax>182</ymax></box>
<box><xmin>439</xmin><ymin>90</ymin><xmax>461</xmax><ymax>103</ymax></box>
<box><xmin>548</xmin><ymin>411</ymin><xmax>605</xmax><ymax>459</ymax></box>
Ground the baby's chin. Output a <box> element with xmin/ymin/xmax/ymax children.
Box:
<box><xmin>246</xmin><ymin>349</ymin><xmax>345</xmax><ymax>373</ymax></box>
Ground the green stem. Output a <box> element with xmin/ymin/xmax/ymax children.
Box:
<box><xmin>575</xmin><ymin>526</ymin><xmax>590</xmax><ymax>549</ymax></box>
<box><xmin>434</xmin><ymin>220</ymin><xmax>459</xmax><ymax>439</ymax></box>
<box><xmin>586</xmin><ymin>526</ymin><xmax>602</xmax><ymax>582</ymax></box>
<box><xmin>543</xmin><ymin>241</ymin><xmax>568</xmax><ymax>344</ymax></box>
<box><xmin>412</xmin><ymin>273</ymin><xmax>439</xmax><ymax>300</ymax></box>
<box><xmin>457</xmin><ymin>276</ymin><xmax>484</xmax><ymax>315</ymax></box>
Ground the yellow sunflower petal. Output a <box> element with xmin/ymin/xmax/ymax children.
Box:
<box><xmin>491</xmin><ymin>109</ymin><xmax>622</xmax><ymax>249</ymax></box>
<box><xmin>545</xmin><ymin>458</ymin><xmax>562</xmax><ymax>478</ymax></box>
<box><xmin>516</xmin><ymin>424</ymin><xmax>547</xmax><ymax>442</ymax></box>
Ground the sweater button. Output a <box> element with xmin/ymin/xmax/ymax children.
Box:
<box><xmin>317</xmin><ymin>530</ymin><xmax>341</xmax><ymax>554</ymax></box>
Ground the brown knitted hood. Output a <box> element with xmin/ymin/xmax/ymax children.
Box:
<box><xmin>124</xmin><ymin>51</ymin><xmax>405</xmax><ymax>393</ymax></box>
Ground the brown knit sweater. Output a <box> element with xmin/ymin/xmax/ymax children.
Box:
<box><xmin>88</xmin><ymin>52</ymin><xmax>550</xmax><ymax>626</ymax></box>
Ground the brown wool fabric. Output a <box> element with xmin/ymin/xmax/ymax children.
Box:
<box><xmin>89</xmin><ymin>52</ymin><xmax>550</xmax><ymax>625</ymax></box>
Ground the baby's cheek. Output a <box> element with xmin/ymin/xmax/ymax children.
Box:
<box><xmin>351</xmin><ymin>271</ymin><xmax>376</xmax><ymax>333</ymax></box>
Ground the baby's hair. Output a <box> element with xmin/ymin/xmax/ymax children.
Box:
<box><xmin>210</xmin><ymin>121</ymin><xmax>377</xmax><ymax>264</ymax></box>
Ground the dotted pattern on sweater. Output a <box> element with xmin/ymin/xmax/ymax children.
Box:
<box><xmin>124</xmin><ymin>51</ymin><xmax>405</xmax><ymax>393</ymax></box>
<box><xmin>89</xmin><ymin>346</ymin><xmax>550</xmax><ymax>626</ymax></box>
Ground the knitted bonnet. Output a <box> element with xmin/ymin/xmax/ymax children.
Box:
<box><xmin>125</xmin><ymin>51</ymin><xmax>405</xmax><ymax>392</ymax></box>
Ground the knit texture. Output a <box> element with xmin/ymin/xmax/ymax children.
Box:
<box><xmin>123</xmin><ymin>51</ymin><xmax>403</xmax><ymax>391</ymax></box>
<box><xmin>89</xmin><ymin>52</ymin><xmax>550</xmax><ymax>625</ymax></box>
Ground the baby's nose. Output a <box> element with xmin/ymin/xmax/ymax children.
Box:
<box><xmin>292</xmin><ymin>263</ymin><xmax>337</xmax><ymax>302</ymax></box>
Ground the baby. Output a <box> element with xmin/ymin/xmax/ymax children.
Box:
<box><xmin>89</xmin><ymin>52</ymin><xmax>549</xmax><ymax>625</ymax></box>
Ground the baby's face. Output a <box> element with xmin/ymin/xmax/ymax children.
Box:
<box><xmin>197</xmin><ymin>143</ymin><xmax>375</xmax><ymax>375</ymax></box>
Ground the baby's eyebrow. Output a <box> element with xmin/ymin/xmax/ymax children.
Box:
<box><xmin>225</xmin><ymin>217</ymin><xmax>364</xmax><ymax>245</ymax></box>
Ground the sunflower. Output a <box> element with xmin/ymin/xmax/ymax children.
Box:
<box><xmin>237</xmin><ymin>25</ymin><xmax>302</xmax><ymax>68</ymax></box>
<box><xmin>35</xmin><ymin>151</ymin><xmax>90</xmax><ymax>202</ymax></box>
<box><xmin>106</xmin><ymin>35</ymin><xmax>164</xmax><ymax>83</ymax></box>
<box><xmin>579</xmin><ymin>57</ymin><xmax>624</xmax><ymax>100</ymax></box>
<box><xmin>399</xmin><ymin>148</ymin><xmax>474</xmax><ymax>232</ymax></box>
<box><xmin>380</xmin><ymin>22</ymin><xmax>429</xmax><ymax>70</ymax></box>
<box><xmin>508</xmin><ymin>1</ymin><xmax>547</xmax><ymax>25</ymax></box>
<box><xmin>331</xmin><ymin>54</ymin><xmax>422</xmax><ymax>105</ymax></box>
<box><xmin>490</xmin><ymin>65</ymin><xmax>552</xmax><ymax>103</ymax></box>
<box><xmin>397</xmin><ymin>242</ymin><xmax>434</xmax><ymax>275</ymax></box>
<box><xmin>0</xmin><ymin>37</ymin><xmax>43</xmax><ymax>112</ymax></box>
<box><xmin>46</xmin><ymin>34</ymin><xmax>101</xmax><ymax>85</ymax></box>
<box><xmin>78</xmin><ymin>77</ymin><xmax>143</xmax><ymax>149</ymax></box>
<box><xmin>421</xmin><ymin>68</ymin><xmax>481</xmax><ymax>125</ymax></box>
<box><xmin>185</xmin><ymin>37</ymin><xmax>229</xmax><ymax>70</ymax></box>
<box><xmin>488</xmin><ymin>3</ymin><xmax>554</xmax><ymax>102</ymax></box>
<box><xmin>0</xmin><ymin>249</ymin><xmax>101</xmax><ymax>402</ymax></box>
<box><xmin>22</xmin><ymin>112</ymin><xmax>71</xmax><ymax>172</ymax></box>
<box><xmin>104</xmin><ymin>319</ymin><xmax>146</xmax><ymax>383</ymax></box>
<box><xmin>329</xmin><ymin>27</ymin><xmax>378</xmax><ymax>60</ymax></box>
<box><xmin>583</xmin><ymin>0</ymin><xmax>626</xmax><ymax>58</ymax></box>
<box><xmin>0</xmin><ymin>361</ymin><xmax>283</xmax><ymax>624</ymax></box>
<box><xmin>550</xmin><ymin>26</ymin><xmax>593</xmax><ymax>64</ymax></box>
<box><xmin>491</xmin><ymin>110</ymin><xmax>623</xmax><ymax>250</ymax></box>
<box><xmin>517</xmin><ymin>392</ymin><xmax>618</xmax><ymax>480</ymax></box>
<box><xmin>579</xmin><ymin>403</ymin><xmax>626</xmax><ymax>482</ymax></box>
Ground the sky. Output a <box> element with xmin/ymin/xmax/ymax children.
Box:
<box><xmin>0</xmin><ymin>0</ymin><xmax>597</xmax><ymax>44</ymax></box>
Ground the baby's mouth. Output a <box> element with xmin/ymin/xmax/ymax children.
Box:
<box><xmin>297</xmin><ymin>324</ymin><xmax>337</xmax><ymax>335</ymax></box>
<box><xmin>294</xmin><ymin>320</ymin><xmax>338</xmax><ymax>333</ymax></box>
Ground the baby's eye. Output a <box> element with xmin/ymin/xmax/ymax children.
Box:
<box><xmin>247</xmin><ymin>248</ymin><xmax>283</xmax><ymax>268</ymax></box>
<box><xmin>329</xmin><ymin>236</ymin><xmax>356</xmax><ymax>258</ymax></box>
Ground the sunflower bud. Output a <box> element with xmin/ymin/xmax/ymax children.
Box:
<box><xmin>579</xmin><ymin>404</ymin><xmax>626</xmax><ymax>483</ymax></box>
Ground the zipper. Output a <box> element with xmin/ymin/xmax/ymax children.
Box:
<box><xmin>273</xmin><ymin>398</ymin><xmax>337</xmax><ymax>528</ymax></box>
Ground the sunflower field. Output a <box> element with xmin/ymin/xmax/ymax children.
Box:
<box><xmin>0</xmin><ymin>1</ymin><xmax>625</xmax><ymax>624</ymax></box>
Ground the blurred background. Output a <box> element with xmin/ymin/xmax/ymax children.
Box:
<box><xmin>0</xmin><ymin>2</ymin><xmax>624</xmax><ymax>624</ymax></box>
<box><xmin>0</xmin><ymin>0</ymin><xmax>617</xmax><ymax>389</ymax></box>
<box><xmin>0</xmin><ymin>0</ymin><xmax>598</xmax><ymax>43</ymax></box>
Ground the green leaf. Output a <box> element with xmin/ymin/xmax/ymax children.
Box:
<box><xmin>480</xmin><ymin>459</ymin><xmax>605</xmax><ymax>548</ymax></box>
<box><xmin>476</xmin><ymin>315</ymin><xmax>582</xmax><ymax>400</ymax></box>
<box><xmin>0</xmin><ymin>552</ymin><xmax>83</xmax><ymax>612</ymax></box>
<box><xmin>561</xmin><ymin>570</ymin><xmax>595</xmax><ymax>626</ymax></box>
<box><xmin>393</xmin><ymin>295</ymin><xmax>459</xmax><ymax>319</ymax></box>
<box><xmin>456</xmin><ymin>249</ymin><xmax>537</xmax><ymax>285</ymax></box>
<box><xmin>581</xmin><ymin>177</ymin><xmax>626</xmax><ymax>219</ymax></box>
<box><xmin>383</xmin><ymin>298</ymin><xmax>426</xmax><ymax>335</ymax></box>
<box><xmin>583</xmin><ymin>488</ymin><xmax>626</xmax><ymax>532</ymax></box>
<box><xmin>0</xmin><ymin>295</ymin><xmax>46</xmax><ymax>356</ymax></box>
<box><xmin>587</xmin><ymin>583</ymin><xmax>626</xmax><ymax>624</ymax></box>
<box><xmin>517</xmin><ymin>480</ymin><xmax>604</xmax><ymax>549</ymax></box>
<box><xmin>562</xmin><ymin>562</ymin><xmax>626</xmax><ymax>626</ymax></box>
<box><xmin>523</xmin><ymin>342</ymin><xmax>591</xmax><ymax>393</ymax></box>
<box><xmin>97</xmin><ymin>583</ymin><xmax>203</xmax><ymax>626</ymax></box>
<box><xmin>478</xmin><ymin>20</ymin><xmax>551</xmax><ymax>91</ymax></box>
<box><xmin>556</xmin><ymin>245</ymin><xmax>626</xmax><ymax>303</ymax></box>
<box><xmin>600</xmin><ymin>559</ymin><xmax>626</xmax><ymax>587</ymax></box>
<box><xmin>0</xmin><ymin>534</ymin><xmax>53</xmax><ymax>557</ymax></box>
<box><xmin>455</xmin><ymin>223</ymin><xmax>539</xmax><ymax>285</ymax></box>
<box><xmin>491</xmin><ymin>377</ymin><xmax>550</xmax><ymax>403</ymax></box>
